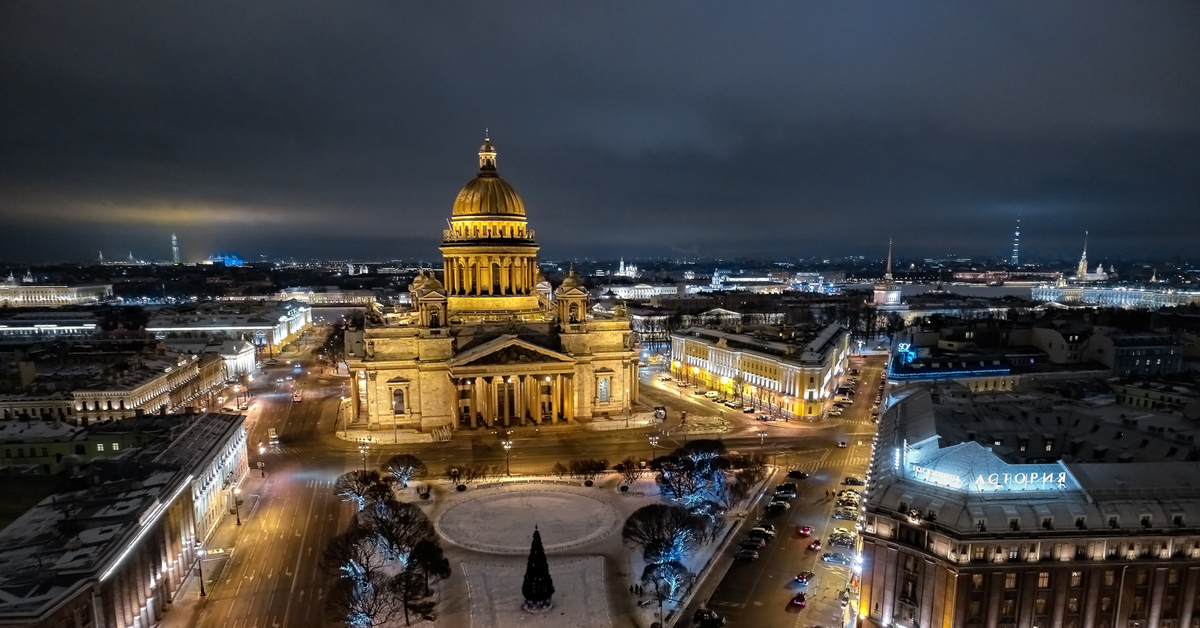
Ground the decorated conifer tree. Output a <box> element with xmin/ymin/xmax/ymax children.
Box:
<box><xmin>521</xmin><ymin>527</ymin><xmax>555</xmax><ymax>612</ymax></box>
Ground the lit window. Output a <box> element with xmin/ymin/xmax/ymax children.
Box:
<box><xmin>96</xmin><ymin>443</ymin><xmax>105</xmax><ymax>452</ymax></box>
<box><xmin>112</xmin><ymin>443</ymin><xmax>120</xmax><ymax>451</ymax></box>
<box><xmin>1004</xmin><ymin>573</ymin><xmax>1017</xmax><ymax>589</ymax></box>
<box><xmin>1038</xmin><ymin>572</ymin><xmax>1050</xmax><ymax>588</ymax></box>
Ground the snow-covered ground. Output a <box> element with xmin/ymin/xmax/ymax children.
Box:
<box><xmin>437</xmin><ymin>487</ymin><xmax>620</xmax><ymax>554</ymax></box>
<box><xmin>463</xmin><ymin>556</ymin><xmax>612</xmax><ymax>628</ymax></box>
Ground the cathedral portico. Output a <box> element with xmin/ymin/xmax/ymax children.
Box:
<box><xmin>344</xmin><ymin>136</ymin><xmax>640</xmax><ymax>436</ymax></box>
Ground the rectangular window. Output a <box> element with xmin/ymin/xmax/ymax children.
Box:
<box><xmin>1104</xmin><ymin>570</ymin><xmax>1115</xmax><ymax>587</ymax></box>
<box><xmin>1132</xmin><ymin>596</ymin><xmax>1146</xmax><ymax>615</ymax></box>
<box><xmin>973</xmin><ymin>546</ymin><xmax>985</xmax><ymax>561</ymax></box>
<box><xmin>1169</xmin><ymin>569</ymin><xmax>1180</xmax><ymax>585</ymax></box>
<box><xmin>1071</xmin><ymin>571</ymin><xmax>1082</xmax><ymax>587</ymax></box>
<box><xmin>1068</xmin><ymin>597</ymin><xmax>1080</xmax><ymax>613</ymax></box>
<box><xmin>96</xmin><ymin>443</ymin><xmax>104</xmax><ymax>452</ymax></box>
<box><xmin>1001</xmin><ymin>598</ymin><xmax>1016</xmax><ymax>617</ymax></box>
<box><xmin>969</xmin><ymin>600</ymin><xmax>982</xmax><ymax>617</ymax></box>
<box><xmin>1035</xmin><ymin>597</ymin><xmax>1048</xmax><ymax>615</ymax></box>
<box><xmin>1009</xmin><ymin>546</ymin><xmax>1019</xmax><ymax>560</ymax></box>
<box><xmin>1136</xmin><ymin>570</ymin><xmax>1148</xmax><ymax>586</ymax></box>
<box><xmin>112</xmin><ymin>443</ymin><xmax>120</xmax><ymax>451</ymax></box>
<box><xmin>1038</xmin><ymin>572</ymin><xmax>1050</xmax><ymax>589</ymax></box>
<box><xmin>971</xmin><ymin>574</ymin><xmax>984</xmax><ymax>590</ymax></box>
<box><xmin>1004</xmin><ymin>573</ymin><xmax>1017</xmax><ymax>589</ymax></box>
<box><xmin>1100</xmin><ymin>596</ymin><xmax>1112</xmax><ymax>612</ymax></box>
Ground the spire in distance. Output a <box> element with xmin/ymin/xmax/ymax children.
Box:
<box><xmin>885</xmin><ymin>238</ymin><xmax>894</xmax><ymax>280</ymax></box>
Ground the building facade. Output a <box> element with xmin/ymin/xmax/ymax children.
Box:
<box><xmin>0</xmin><ymin>412</ymin><xmax>247</xmax><ymax>628</ymax></box>
<box><xmin>669</xmin><ymin>323</ymin><xmax>850</xmax><ymax>418</ymax></box>
<box><xmin>0</xmin><ymin>282</ymin><xmax>112</xmax><ymax>307</ymax></box>
<box><xmin>345</xmin><ymin>138</ymin><xmax>640</xmax><ymax>433</ymax></box>
<box><xmin>859</xmin><ymin>386</ymin><xmax>1200</xmax><ymax>628</ymax></box>
<box><xmin>146</xmin><ymin>300</ymin><xmax>312</xmax><ymax>351</ymax></box>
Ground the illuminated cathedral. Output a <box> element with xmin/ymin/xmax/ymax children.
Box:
<box><xmin>345</xmin><ymin>137</ymin><xmax>640</xmax><ymax>433</ymax></box>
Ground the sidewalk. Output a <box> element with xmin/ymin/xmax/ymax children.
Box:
<box><xmin>159</xmin><ymin>469</ymin><xmax>271</xmax><ymax>628</ymax></box>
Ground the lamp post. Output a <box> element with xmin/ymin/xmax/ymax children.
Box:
<box><xmin>502</xmin><ymin>439</ymin><xmax>513</xmax><ymax>476</ymax></box>
<box><xmin>233</xmin><ymin>487</ymin><xmax>242</xmax><ymax>525</ymax></box>
<box><xmin>357</xmin><ymin>440</ymin><xmax>370</xmax><ymax>473</ymax></box>
<box><xmin>648</xmin><ymin>435</ymin><xmax>659</xmax><ymax>461</ymax></box>
<box><xmin>339</xmin><ymin>396</ymin><xmax>347</xmax><ymax>438</ymax></box>
<box><xmin>196</xmin><ymin>547</ymin><xmax>206</xmax><ymax>597</ymax></box>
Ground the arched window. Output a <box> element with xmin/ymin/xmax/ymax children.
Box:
<box><xmin>492</xmin><ymin>263</ymin><xmax>502</xmax><ymax>294</ymax></box>
<box><xmin>393</xmin><ymin>389</ymin><xmax>406</xmax><ymax>415</ymax></box>
<box><xmin>568</xmin><ymin>303</ymin><xmax>579</xmax><ymax>323</ymax></box>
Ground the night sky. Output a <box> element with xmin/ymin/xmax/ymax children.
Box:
<box><xmin>2</xmin><ymin>2</ymin><xmax>1198</xmax><ymax>263</ymax></box>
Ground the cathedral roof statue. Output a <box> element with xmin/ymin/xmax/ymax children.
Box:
<box><xmin>422</xmin><ymin>270</ymin><xmax>444</xmax><ymax>291</ymax></box>
<box><xmin>452</xmin><ymin>135</ymin><xmax>526</xmax><ymax>217</ymax></box>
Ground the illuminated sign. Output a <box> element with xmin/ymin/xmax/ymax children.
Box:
<box><xmin>911</xmin><ymin>465</ymin><xmax>962</xmax><ymax>488</ymax></box>
<box><xmin>910</xmin><ymin>465</ymin><xmax>1068</xmax><ymax>492</ymax></box>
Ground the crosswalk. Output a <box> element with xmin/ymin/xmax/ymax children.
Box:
<box><xmin>779</xmin><ymin>455</ymin><xmax>872</xmax><ymax>474</ymax></box>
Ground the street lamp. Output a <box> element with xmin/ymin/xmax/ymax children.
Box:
<box><xmin>357</xmin><ymin>440</ymin><xmax>371</xmax><ymax>473</ymax></box>
<box><xmin>648</xmin><ymin>435</ymin><xmax>659</xmax><ymax>460</ymax></box>
<box><xmin>233</xmin><ymin>487</ymin><xmax>242</xmax><ymax>526</ymax></box>
<box><xmin>196</xmin><ymin>547</ymin><xmax>206</xmax><ymax>597</ymax></box>
<box><xmin>502</xmin><ymin>439</ymin><xmax>513</xmax><ymax>476</ymax></box>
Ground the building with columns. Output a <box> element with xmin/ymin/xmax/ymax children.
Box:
<box><xmin>345</xmin><ymin>137</ymin><xmax>640</xmax><ymax>433</ymax></box>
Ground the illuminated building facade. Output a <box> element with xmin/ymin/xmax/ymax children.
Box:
<box><xmin>146</xmin><ymin>300</ymin><xmax>311</xmax><ymax>351</ymax></box>
<box><xmin>668</xmin><ymin>323</ymin><xmax>850</xmax><ymax>418</ymax></box>
<box><xmin>0</xmin><ymin>411</ymin><xmax>246</xmax><ymax>628</ymax></box>
<box><xmin>859</xmin><ymin>385</ymin><xmax>1200</xmax><ymax>628</ymax></box>
<box><xmin>0</xmin><ymin>281</ymin><xmax>112</xmax><ymax>307</ymax></box>
<box><xmin>346</xmin><ymin>138</ymin><xmax>640</xmax><ymax>433</ymax></box>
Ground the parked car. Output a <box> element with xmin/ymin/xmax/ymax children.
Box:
<box><xmin>833</xmin><ymin>396</ymin><xmax>853</xmax><ymax>404</ymax></box>
<box><xmin>777</xmin><ymin>482</ymin><xmax>797</xmax><ymax>492</ymax></box>
<box><xmin>822</xmin><ymin>552</ymin><xmax>853</xmax><ymax>566</ymax></box>
<box><xmin>724</xmin><ymin>400</ymin><xmax>741</xmax><ymax>408</ymax></box>
<box><xmin>789</xmin><ymin>592</ymin><xmax>807</xmax><ymax>608</ymax></box>
<box><xmin>772</xmin><ymin>491</ymin><xmax>794</xmax><ymax>502</ymax></box>
<box><xmin>787</xmin><ymin>470</ymin><xmax>809</xmax><ymax>479</ymax></box>
<box><xmin>796</xmin><ymin>525</ymin><xmax>813</xmax><ymax>537</ymax></box>
<box><xmin>693</xmin><ymin>609</ymin><xmax>726</xmax><ymax>627</ymax></box>
<box><xmin>830</xmin><ymin>536</ymin><xmax>855</xmax><ymax>549</ymax></box>
<box><xmin>836</xmin><ymin>498</ymin><xmax>860</xmax><ymax>508</ymax></box>
<box><xmin>705</xmin><ymin>390</ymin><xmax>720</xmax><ymax>399</ymax></box>
<box><xmin>843</xmin><ymin>476</ymin><xmax>865</xmax><ymax>485</ymax></box>
<box><xmin>794</xmin><ymin>571</ymin><xmax>815</xmax><ymax>585</ymax></box>
<box><xmin>765</xmin><ymin>502</ymin><xmax>790</xmax><ymax>514</ymax></box>
<box><xmin>749</xmin><ymin>526</ymin><xmax>776</xmax><ymax>539</ymax></box>
<box><xmin>741</xmin><ymin>537</ymin><xmax>767</xmax><ymax>550</ymax></box>
<box><xmin>755</xmin><ymin>523</ymin><xmax>776</xmax><ymax>533</ymax></box>
<box><xmin>833</xmin><ymin>509</ymin><xmax>858</xmax><ymax>521</ymax></box>
<box><xmin>839</xmin><ymin>489</ymin><xmax>862</xmax><ymax>498</ymax></box>
<box><xmin>694</xmin><ymin>389</ymin><xmax>707</xmax><ymax>396</ymax></box>
<box><xmin>734</xmin><ymin>549</ymin><xmax>759</xmax><ymax>561</ymax></box>
<box><xmin>742</xmin><ymin>407</ymin><xmax>756</xmax><ymax>413</ymax></box>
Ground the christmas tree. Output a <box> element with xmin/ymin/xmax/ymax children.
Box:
<box><xmin>521</xmin><ymin>527</ymin><xmax>555</xmax><ymax>611</ymax></box>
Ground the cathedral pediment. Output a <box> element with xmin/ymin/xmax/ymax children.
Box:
<box><xmin>450</xmin><ymin>334</ymin><xmax>574</xmax><ymax>367</ymax></box>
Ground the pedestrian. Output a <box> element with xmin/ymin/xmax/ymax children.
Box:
<box><xmin>630</xmin><ymin>584</ymin><xmax>635</xmax><ymax>594</ymax></box>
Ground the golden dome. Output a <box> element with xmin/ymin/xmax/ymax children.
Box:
<box><xmin>451</xmin><ymin>138</ymin><xmax>526</xmax><ymax>217</ymax></box>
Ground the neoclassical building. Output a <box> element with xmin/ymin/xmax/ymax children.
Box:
<box><xmin>345</xmin><ymin>138</ymin><xmax>640</xmax><ymax>433</ymax></box>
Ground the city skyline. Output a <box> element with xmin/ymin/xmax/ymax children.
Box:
<box><xmin>3</xmin><ymin>2</ymin><xmax>1199</xmax><ymax>262</ymax></box>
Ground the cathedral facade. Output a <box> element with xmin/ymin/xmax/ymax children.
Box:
<box><xmin>345</xmin><ymin>138</ymin><xmax>640</xmax><ymax>433</ymax></box>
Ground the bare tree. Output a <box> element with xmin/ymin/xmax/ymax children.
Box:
<box><xmin>322</xmin><ymin>529</ymin><xmax>399</xmax><ymax>628</ymax></box>
<box><xmin>622</xmin><ymin>504</ymin><xmax>707</xmax><ymax>564</ymax></box>
<box><xmin>551</xmin><ymin>462</ymin><xmax>568</xmax><ymax>479</ymax></box>
<box><xmin>569</xmin><ymin>458</ymin><xmax>607</xmax><ymax>483</ymax></box>
<box><xmin>408</xmin><ymin>539</ymin><xmax>451</xmax><ymax>597</ymax></box>
<box><xmin>382</xmin><ymin>454</ymin><xmax>427</xmax><ymax>489</ymax></box>
<box><xmin>392</xmin><ymin>569</ymin><xmax>436</xmax><ymax>627</ymax></box>
<box><xmin>335</xmin><ymin>471</ymin><xmax>395</xmax><ymax>511</ymax></box>
<box><xmin>618</xmin><ymin>456</ymin><xmax>645</xmax><ymax>486</ymax></box>
<box><xmin>357</xmin><ymin>498</ymin><xmax>435</xmax><ymax>566</ymax></box>
<box><xmin>325</xmin><ymin>570</ymin><xmax>401</xmax><ymax>628</ymax></box>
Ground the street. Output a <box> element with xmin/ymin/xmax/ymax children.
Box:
<box><xmin>166</xmin><ymin>328</ymin><xmax>883</xmax><ymax>628</ymax></box>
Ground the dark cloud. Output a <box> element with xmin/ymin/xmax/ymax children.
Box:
<box><xmin>2</xmin><ymin>1</ymin><xmax>1198</xmax><ymax>262</ymax></box>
